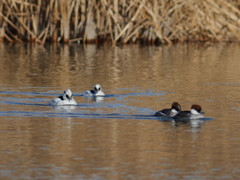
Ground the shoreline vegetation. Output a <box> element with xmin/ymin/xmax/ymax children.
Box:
<box><xmin>0</xmin><ymin>0</ymin><xmax>240</xmax><ymax>45</ymax></box>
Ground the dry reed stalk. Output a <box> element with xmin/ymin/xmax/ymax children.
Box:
<box><xmin>0</xmin><ymin>0</ymin><xmax>4</xmax><ymax>41</ymax></box>
<box><xmin>114</xmin><ymin>0</ymin><xmax>146</xmax><ymax>43</ymax></box>
<box><xmin>84</xmin><ymin>0</ymin><xmax>96</xmax><ymax>42</ymax></box>
<box><xmin>69</xmin><ymin>37</ymin><xmax>82</xmax><ymax>42</ymax></box>
<box><xmin>79</xmin><ymin>0</ymin><xmax>86</xmax><ymax>30</ymax></box>
<box><xmin>74</xmin><ymin>0</ymin><xmax>81</xmax><ymax>37</ymax></box>
<box><xmin>60</xmin><ymin>0</ymin><xmax>70</xmax><ymax>43</ymax></box>
<box><xmin>51</xmin><ymin>0</ymin><xmax>58</xmax><ymax>42</ymax></box>
<box><xmin>0</xmin><ymin>0</ymin><xmax>240</xmax><ymax>44</ymax></box>
<box><xmin>114</xmin><ymin>0</ymin><xmax>118</xmax><ymax>39</ymax></box>
<box><xmin>0</xmin><ymin>12</ymin><xmax>18</xmax><ymax>31</ymax></box>
<box><xmin>107</xmin><ymin>15</ymin><xmax>114</xmax><ymax>41</ymax></box>
<box><xmin>15</xmin><ymin>14</ymin><xmax>41</xmax><ymax>42</ymax></box>
<box><xmin>19</xmin><ymin>0</ymin><xmax>26</xmax><ymax>38</ymax></box>
<box><xmin>123</xmin><ymin>23</ymin><xmax>145</xmax><ymax>43</ymax></box>
<box><xmin>31</xmin><ymin>0</ymin><xmax>41</xmax><ymax>38</ymax></box>
<box><xmin>120</xmin><ymin>0</ymin><xmax>126</xmax><ymax>29</ymax></box>
<box><xmin>96</xmin><ymin>3</ymin><xmax>101</xmax><ymax>32</ymax></box>
<box><xmin>143</xmin><ymin>2</ymin><xmax>172</xmax><ymax>43</ymax></box>
<box><xmin>101</xmin><ymin>0</ymin><xmax>122</xmax><ymax>34</ymax></box>
<box><xmin>41</xmin><ymin>27</ymin><xmax>49</xmax><ymax>45</ymax></box>
<box><xmin>208</xmin><ymin>0</ymin><xmax>240</xmax><ymax>37</ymax></box>
<box><xmin>12</xmin><ymin>0</ymin><xmax>36</xmax><ymax>7</ymax></box>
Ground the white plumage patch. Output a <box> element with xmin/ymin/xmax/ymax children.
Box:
<box><xmin>159</xmin><ymin>111</ymin><xmax>166</xmax><ymax>116</ymax></box>
<box><xmin>191</xmin><ymin>109</ymin><xmax>199</xmax><ymax>115</ymax></box>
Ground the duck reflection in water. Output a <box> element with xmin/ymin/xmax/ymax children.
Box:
<box><xmin>172</xmin><ymin>119</ymin><xmax>204</xmax><ymax>128</ymax></box>
<box><xmin>50</xmin><ymin>105</ymin><xmax>77</xmax><ymax>112</ymax></box>
<box><xmin>84</xmin><ymin>96</ymin><xmax>104</xmax><ymax>103</ymax></box>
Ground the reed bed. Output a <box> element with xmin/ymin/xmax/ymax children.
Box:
<box><xmin>0</xmin><ymin>0</ymin><xmax>240</xmax><ymax>44</ymax></box>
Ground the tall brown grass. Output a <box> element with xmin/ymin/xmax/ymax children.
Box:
<box><xmin>0</xmin><ymin>0</ymin><xmax>240</xmax><ymax>44</ymax></box>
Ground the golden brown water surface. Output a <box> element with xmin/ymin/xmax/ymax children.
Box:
<box><xmin>0</xmin><ymin>43</ymin><xmax>240</xmax><ymax>179</ymax></box>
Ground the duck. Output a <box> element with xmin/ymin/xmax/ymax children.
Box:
<box><xmin>154</xmin><ymin>102</ymin><xmax>181</xmax><ymax>117</ymax></box>
<box><xmin>49</xmin><ymin>89</ymin><xmax>77</xmax><ymax>106</ymax></box>
<box><xmin>82</xmin><ymin>84</ymin><xmax>105</xmax><ymax>96</ymax></box>
<box><xmin>173</xmin><ymin>104</ymin><xmax>204</xmax><ymax>120</ymax></box>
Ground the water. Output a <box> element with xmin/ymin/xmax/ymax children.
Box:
<box><xmin>0</xmin><ymin>43</ymin><xmax>240</xmax><ymax>179</ymax></box>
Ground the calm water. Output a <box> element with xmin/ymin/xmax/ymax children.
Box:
<box><xmin>0</xmin><ymin>43</ymin><xmax>240</xmax><ymax>179</ymax></box>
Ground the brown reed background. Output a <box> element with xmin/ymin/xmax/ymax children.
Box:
<box><xmin>0</xmin><ymin>0</ymin><xmax>240</xmax><ymax>44</ymax></box>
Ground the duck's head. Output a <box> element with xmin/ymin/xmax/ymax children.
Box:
<box><xmin>171</xmin><ymin>102</ymin><xmax>181</xmax><ymax>113</ymax></box>
<box><xmin>191</xmin><ymin>104</ymin><xmax>204</xmax><ymax>114</ymax></box>
<box><xmin>94</xmin><ymin>84</ymin><xmax>102</xmax><ymax>92</ymax></box>
<box><xmin>63</xmin><ymin>89</ymin><xmax>73</xmax><ymax>101</ymax></box>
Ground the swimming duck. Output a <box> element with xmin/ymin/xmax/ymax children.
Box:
<box><xmin>82</xmin><ymin>84</ymin><xmax>105</xmax><ymax>96</ymax></box>
<box><xmin>173</xmin><ymin>104</ymin><xmax>204</xmax><ymax>120</ymax></box>
<box><xmin>154</xmin><ymin>102</ymin><xmax>181</xmax><ymax>117</ymax></box>
<box><xmin>49</xmin><ymin>89</ymin><xmax>77</xmax><ymax>106</ymax></box>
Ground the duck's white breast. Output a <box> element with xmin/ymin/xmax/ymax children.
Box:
<box><xmin>49</xmin><ymin>98</ymin><xmax>77</xmax><ymax>106</ymax></box>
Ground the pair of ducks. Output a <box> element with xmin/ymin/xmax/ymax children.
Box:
<box><xmin>49</xmin><ymin>84</ymin><xmax>104</xmax><ymax>106</ymax></box>
<box><xmin>154</xmin><ymin>102</ymin><xmax>204</xmax><ymax>120</ymax></box>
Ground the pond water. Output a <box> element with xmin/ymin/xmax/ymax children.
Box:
<box><xmin>0</xmin><ymin>43</ymin><xmax>240</xmax><ymax>179</ymax></box>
